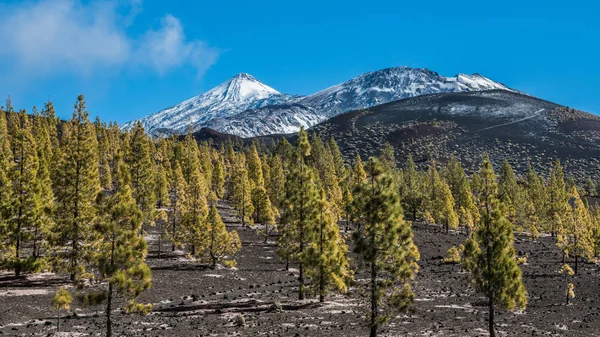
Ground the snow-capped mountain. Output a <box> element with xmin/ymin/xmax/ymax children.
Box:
<box><xmin>297</xmin><ymin>67</ymin><xmax>517</xmax><ymax>117</ymax></box>
<box><xmin>121</xmin><ymin>73</ymin><xmax>300</xmax><ymax>134</ymax></box>
<box><xmin>123</xmin><ymin>66</ymin><xmax>519</xmax><ymax>137</ymax></box>
<box><xmin>207</xmin><ymin>104</ymin><xmax>326</xmax><ymax>138</ymax></box>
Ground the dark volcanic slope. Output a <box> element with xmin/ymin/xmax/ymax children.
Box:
<box><xmin>310</xmin><ymin>90</ymin><xmax>600</xmax><ymax>180</ymax></box>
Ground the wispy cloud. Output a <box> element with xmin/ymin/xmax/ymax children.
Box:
<box><xmin>138</xmin><ymin>14</ymin><xmax>220</xmax><ymax>77</ymax></box>
<box><xmin>0</xmin><ymin>0</ymin><xmax>218</xmax><ymax>78</ymax></box>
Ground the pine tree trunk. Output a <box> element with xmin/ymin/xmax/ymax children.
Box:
<box><xmin>57</xmin><ymin>311</ymin><xmax>60</xmax><ymax>332</ymax></box>
<box><xmin>285</xmin><ymin>258</ymin><xmax>289</xmax><ymax>271</ymax></box>
<box><xmin>299</xmin><ymin>261</ymin><xmax>304</xmax><ymax>300</ymax></box>
<box><xmin>319</xmin><ymin>216</ymin><xmax>324</xmax><ymax>303</ymax></box>
<box><xmin>264</xmin><ymin>223</ymin><xmax>269</xmax><ymax>243</ymax></box>
<box><xmin>210</xmin><ymin>225</ymin><xmax>216</xmax><ymax>268</ymax></box>
<box><xmin>370</xmin><ymin>259</ymin><xmax>377</xmax><ymax>337</ymax></box>
<box><xmin>106</xmin><ymin>282</ymin><xmax>113</xmax><ymax>337</ymax></box>
<box><xmin>158</xmin><ymin>226</ymin><xmax>162</xmax><ymax>259</ymax></box>
<box><xmin>33</xmin><ymin>226</ymin><xmax>39</xmax><ymax>259</ymax></box>
<box><xmin>242</xmin><ymin>187</ymin><xmax>246</xmax><ymax>228</ymax></box>
<box><xmin>107</xmin><ymin>230</ymin><xmax>116</xmax><ymax>337</ymax></box>
<box><xmin>171</xmin><ymin>216</ymin><xmax>176</xmax><ymax>252</ymax></box>
<box><xmin>489</xmin><ymin>296</ymin><xmax>495</xmax><ymax>337</ymax></box>
<box><xmin>298</xmin><ymin>162</ymin><xmax>305</xmax><ymax>301</ymax></box>
<box><xmin>575</xmin><ymin>254</ymin><xmax>578</xmax><ymax>275</ymax></box>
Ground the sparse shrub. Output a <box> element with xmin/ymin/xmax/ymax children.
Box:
<box><xmin>566</xmin><ymin>283</ymin><xmax>575</xmax><ymax>304</ymax></box>
<box><xmin>516</xmin><ymin>254</ymin><xmax>528</xmax><ymax>265</ymax></box>
<box><xmin>443</xmin><ymin>245</ymin><xmax>463</xmax><ymax>264</ymax></box>
<box><xmin>53</xmin><ymin>288</ymin><xmax>72</xmax><ymax>332</ymax></box>
<box><xmin>560</xmin><ymin>264</ymin><xmax>575</xmax><ymax>304</ymax></box>
<box><xmin>234</xmin><ymin>314</ymin><xmax>246</xmax><ymax>327</ymax></box>
<box><xmin>268</xmin><ymin>301</ymin><xmax>283</xmax><ymax>313</ymax></box>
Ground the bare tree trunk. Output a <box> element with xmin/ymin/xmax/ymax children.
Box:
<box><xmin>489</xmin><ymin>296</ymin><xmax>495</xmax><ymax>337</ymax></box>
<box><xmin>106</xmin><ymin>283</ymin><xmax>113</xmax><ymax>337</ymax></box>
<box><xmin>370</xmin><ymin>259</ymin><xmax>377</xmax><ymax>337</ymax></box>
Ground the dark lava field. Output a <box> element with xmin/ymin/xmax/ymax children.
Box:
<box><xmin>1</xmin><ymin>201</ymin><xmax>599</xmax><ymax>337</ymax></box>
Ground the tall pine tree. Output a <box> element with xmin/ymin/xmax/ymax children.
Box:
<box><xmin>462</xmin><ymin>154</ymin><xmax>527</xmax><ymax>337</ymax></box>
<box><xmin>352</xmin><ymin>158</ymin><xmax>419</xmax><ymax>337</ymax></box>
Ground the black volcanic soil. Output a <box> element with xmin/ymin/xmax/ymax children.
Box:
<box><xmin>1</xmin><ymin>201</ymin><xmax>600</xmax><ymax>336</ymax></box>
<box><xmin>304</xmin><ymin>90</ymin><xmax>600</xmax><ymax>183</ymax></box>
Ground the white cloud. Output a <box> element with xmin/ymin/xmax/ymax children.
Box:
<box><xmin>0</xmin><ymin>0</ymin><xmax>218</xmax><ymax>78</ymax></box>
<box><xmin>138</xmin><ymin>14</ymin><xmax>219</xmax><ymax>76</ymax></box>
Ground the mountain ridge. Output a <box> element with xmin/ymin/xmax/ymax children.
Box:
<box><xmin>122</xmin><ymin>66</ymin><xmax>515</xmax><ymax>137</ymax></box>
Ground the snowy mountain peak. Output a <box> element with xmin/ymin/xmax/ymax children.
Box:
<box><xmin>204</xmin><ymin>72</ymin><xmax>281</xmax><ymax>103</ymax></box>
<box><xmin>121</xmin><ymin>73</ymin><xmax>295</xmax><ymax>135</ymax></box>
<box><xmin>298</xmin><ymin>66</ymin><xmax>516</xmax><ymax>117</ymax></box>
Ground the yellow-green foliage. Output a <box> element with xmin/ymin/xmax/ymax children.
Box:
<box><xmin>53</xmin><ymin>288</ymin><xmax>72</xmax><ymax>311</ymax></box>
<box><xmin>53</xmin><ymin>287</ymin><xmax>72</xmax><ymax>331</ymax></box>
<box><xmin>566</xmin><ymin>283</ymin><xmax>575</xmax><ymax>300</ymax></box>
<box><xmin>205</xmin><ymin>204</ymin><xmax>241</xmax><ymax>267</ymax></box>
<box><xmin>462</xmin><ymin>154</ymin><xmax>527</xmax><ymax>337</ymax></box>
<box><xmin>560</xmin><ymin>263</ymin><xmax>574</xmax><ymax>276</ymax></box>
<box><xmin>516</xmin><ymin>254</ymin><xmax>528</xmax><ymax>265</ymax></box>
<box><xmin>305</xmin><ymin>189</ymin><xmax>352</xmax><ymax>302</ymax></box>
<box><xmin>444</xmin><ymin>245</ymin><xmax>463</xmax><ymax>264</ymax></box>
<box><xmin>352</xmin><ymin>158</ymin><xmax>419</xmax><ymax>336</ymax></box>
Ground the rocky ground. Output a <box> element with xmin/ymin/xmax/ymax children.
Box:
<box><xmin>1</xmin><ymin>201</ymin><xmax>600</xmax><ymax>336</ymax></box>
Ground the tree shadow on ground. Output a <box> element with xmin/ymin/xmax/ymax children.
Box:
<box><xmin>0</xmin><ymin>274</ymin><xmax>69</xmax><ymax>289</ymax></box>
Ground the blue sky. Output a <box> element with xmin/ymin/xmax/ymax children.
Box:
<box><xmin>0</xmin><ymin>0</ymin><xmax>598</xmax><ymax>124</ymax></box>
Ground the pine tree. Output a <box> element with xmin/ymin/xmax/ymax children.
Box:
<box><xmin>547</xmin><ymin>160</ymin><xmax>568</xmax><ymax>237</ymax></box>
<box><xmin>401</xmin><ymin>154</ymin><xmax>424</xmax><ymax>221</ymax></box>
<box><xmin>352</xmin><ymin>158</ymin><xmax>419</xmax><ymax>337</ymax></box>
<box><xmin>252</xmin><ymin>185</ymin><xmax>276</xmax><ymax>242</ymax></box>
<box><xmin>305</xmin><ymin>188</ymin><xmax>351</xmax><ymax>302</ymax></box>
<box><xmin>0</xmin><ymin>106</ymin><xmax>13</xmax><ymax>262</ymax></box>
<box><xmin>348</xmin><ymin>154</ymin><xmax>368</xmax><ymax>229</ymax></box>
<box><xmin>342</xmin><ymin>186</ymin><xmax>354</xmax><ymax>232</ymax></box>
<box><xmin>379</xmin><ymin>142</ymin><xmax>396</xmax><ymax>171</ymax></box>
<box><xmin>559</xmin><ymin>264</ymin><xmax>575</xmax><ymax>305</ymax></box>
<box><xmin>445</xmin><ymin>157</ymin><xmax>479</xmax><ymax>232</ymax></box>
<box><xmin>181</xmin><ymin>164</ymin><xmax>209</xmax><ymax>256</ymax></box>
<box><xmin>206</xmin><ymin>204</ymin><xmax>241</xmax><ymax>267</ymax></box>
<box><xmin>327</xmin><ymin>137</ymin><xmax>347</xmax><ymax>182</ymax></box>
<box><xmin>426</xmin><ymin>161</ymin><xmax>458</xmax><ymax>232</ymax></box>
<box><xmin>267</xmin><ymin>154</ymin><xmax>285</xmax><ymax>211</ymax></box>
<box><xmin>96</xmin><ymin>118</ymin><xmax>113</xmax><ymax>190</ymax></box>
<box><xmin>32</xmin><ymin>110</ymin><xmax>54</xmax><ymax>258</ymax></box>
<box><xmin>351</xmin><ymin>154</ymin><xmax>367</xmax><ymax>188</ymax></box>
<box><xmin>6</xmin><ymin>110</ymin><xmax>42</xmax><ymax>276</ymax></box>
<box><xmin>247</xmin><ymin>143</ymin><xmax>264</xmax><ymax>188</ymax></box>
<box><xmin>247</xmin><ymin>143</ymin><xmax>270</xmax><ymax>224</ymax></box>
<box><xmin>52</xmin><ymin>288</ymin><xmax>72</xmax><ymax>332</ymax></box>
<box><xmin>524</xmin><ymin>163</ymin><xmax>547</xmax><ymax>232</ymax></box>
<box><xmin>462</xmin><ymin>155</ymin><xmax>527</xmax><ymax>337</ymax></box>
<box><xmin>167</xmin><ymin>163</ymin><xmax>187</xmax><ymax>251</ymax></box>
<box><xmin>92</xmin><ymin>159</ymin><xmax>151</xmax><ymax>337</ymax></box>
<box><xmin>562</xmin><ymin>186</ymin><xmax>595</xmax><ymax>274</ymax></box>
<box><xmin>41</xmin><ymin>101</ymin><xmax>60</xmax><ymax>149</ymax></box>
<box><xmin>230</xmin><ymin>153</ymin><xmax>254</xmax><ymax>226</ymax></box>
<box><xmin>279</xmin><ymin>162</ymin><xmax>319</xmax><ymax>299</ymax></box>
<box><xmin>127</xmin><ymin>122</ymin><xmax>156</xmax><ymax>234</ymax></box>
<box><xmin>54</xmin><ymin>95</ymin><xmax>101</xmax><ymax>282</ymax></box>
<box><xmin>154</xmin><ymin>161</ymin><xmax>170</xmax><ymax>209</ymax></box>
<box><xmin>278</xmin><ymin>128</ymin><xmax>320</xmax><ymax>299</ymax></box>
<box><xmin>212</xmin><ymin>155</ymin><xmax>225</xmax><ymax>199</ymax></box>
